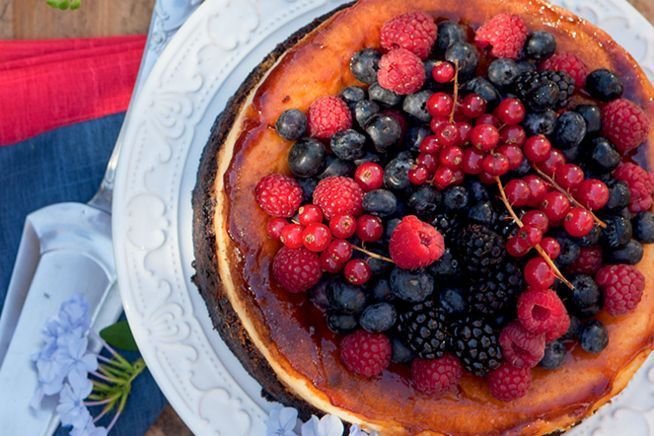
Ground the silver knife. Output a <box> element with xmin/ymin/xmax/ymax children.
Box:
<box><xmin>0</xmin><ymin>1</ymin><xmax>201</xmax><ymax>434</ymax></box>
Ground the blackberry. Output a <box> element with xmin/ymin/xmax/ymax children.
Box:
<box><xmin>449</xmin><ymin>317</ymin><xmax>502</xmax><ymax>376</ymax></box>
<box><xmin>397</xmin><ymin>300</ymin><xmax>448</xmax><ymax>359</ymax></box>
<box><xmin>430</xmin><ymin>212</ymin><xmax>462</xmax><ymax>245</ymax></box>
<box><xmin>429</xmin><ymin>248</ymin><xmax>461</xmax><ymax>278</ymax></box>
<box><xmin>439</xmin><ymin>287</ymin><xmax>468</xmax><ymax>317</ymax></box>
<box><xmin>515</xmin><ymin>70</ymin><xmax>575</xmax><ymax>111</ymax></box>
<box><xmin>403</xmin><ymin>90</ymin><xmax>433</xmax><ymax>122</ymax></box>
<box><xmin>350</xmin><ymin>49</ymin><xmax>381</xmax><ymax>84</ymax></box>
<box><xmin>467</xmin><ymin>262</ymin><xmax>523</xmax><ymax>317</ymax></box>
<box><xmin>275</xmin><ymin>109</ymin><xmax>307</xmax><ymax>140</ymax></box>
<box><xmin>585</xmin><ymin>69</ymin><xmax>623</xmax><ymax>101</ymax></box>
<box><xmin>288</xmin><ymin>138</ymin><xmax>326</xmax><ymax>178</ymax></box>
<box><xmin>457</xmin><ymin>224</ymin><xmax>506</xmax><ymax>275</ymax></box>
<box><xmin>330</xmin><ymin>129</ymin><xmax>366</xmax><ymax>161</ymax></box>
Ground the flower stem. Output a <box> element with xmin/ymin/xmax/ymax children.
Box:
<box><xmin>350</xmin><ymin>245</ymin><xmax>394</xmax><ymax>264</ymax></box>
<box><xmin>85</xmin><ymin>393</ymin><xmax>121</xmax><ymax>407</ymax></box>
<box><xmin>495</xmin><ymin>177</ymin><xmax>574</xmax><ymax>289</ymax></box>
<box><xmin>449</xmin><ymin>60</ymin><xmax>460</xmax><ymax>123</ymax></box>
<box><xmin>99</xmin><ymin>363</ymin><xmax>130</xmax><ymax>379</ymax></box>
<box><xmin>98</xmin><ymin>354</ymin><xmax>131</xmax><ymax>370</ymax></box>
<box><xmin>533</xmin><ymin>167</ymin><xmax>607</xmax><ymax>228</ymax></box>
<box><xmin>91</xmin><ymin>370</ymin><xmax>121</xmax><ymax>384</ymax></box>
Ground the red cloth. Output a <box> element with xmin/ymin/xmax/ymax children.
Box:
<box><xmin>0</xmin><ymin>35</ymin><xmax>145</xmax><ymax>146</ymax></box>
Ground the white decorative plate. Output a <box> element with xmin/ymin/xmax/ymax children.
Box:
<box><xmin>112</xmin><ymin>0</ymin><xmax>654</xmax><ymax>434</ymax></box>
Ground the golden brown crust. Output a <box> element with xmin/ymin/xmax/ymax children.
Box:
<box><xmin>193</xmin><ymin>0</ymin><xmax>654</xmax><ymax>434</ymax></box>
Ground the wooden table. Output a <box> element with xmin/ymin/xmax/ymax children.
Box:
<box><xmin>1</xmin><ymin>0</ymin><xmax>652</xmax><ymax>434</ymax></box>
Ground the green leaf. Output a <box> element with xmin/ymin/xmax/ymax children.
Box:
<box><xmin>100</xmin><ymin>320</ymin><xmax>139</xmax><ymax>352</ymax></box>
<box><xmin>45</xmin><ymin>0</ymin><xmax>82</xmax><ymax>10</ymax></box>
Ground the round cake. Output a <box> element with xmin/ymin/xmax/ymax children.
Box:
<box><xmin>192</xmin><ymin>0</ymin><xmax>654</xmax><ymax>434</ymax></box>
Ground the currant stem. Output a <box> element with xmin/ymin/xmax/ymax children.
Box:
<box><xmin>533</xmin><ymin>167</ymin><xmax>607</xmax><ymax>229</ymax></box>
<box><xmin>495</xmin><ymin>177</ymin><xmax>575</xmax><ymax>290</ymax></box>
<box><xmin>449</xmin><ymin>60</ymin><xmax>459</xmax><ymax>123</ymax></box>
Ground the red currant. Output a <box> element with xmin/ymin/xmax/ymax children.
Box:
<box><xmin>524</xmin><ymin>257</ymin><xmax>555</xmax><ymax>289</ymax></box>
<box><xmin>479</xmin><ymin>171</ymin><xmax>496</xmax><ymax>185</ymax></box>
<box><xmin>555</xmin><ymin>164</ymin><xmax>584</xmax><ymax>190</ymax></box>
<box><xmin>320</xmin><ymin>251</ymin><xmax>342</xmax><ymax>273</ymax></box>
<box><xmin>329</xmin><ymin>214</ymin><xmax>356</xmax><ymax>239</ymax></box>
<box><xmin>325</xmin><ymin>239</ymin><xmax>352</xmax><ymax>263</ymax></box>
<box><xmin>419</xmin><ymin>135</ymin><xmax>441</xmax><ymax>154</ymax></box>
<box><xmin>523</xmin><ymin>175</ymin><xmax>548</xmax><ymax>206</ymax></box>
<box><xmin>302</xmin><ymin>222</ymin><xmax>332</xmax><ymax>252</ymax></box>
<box><xmin>433</xmin><ymin>122</ymin><xmax>461</xmax><ymax>148</ymax></box>
<box><xmin>439</xmin><ymin>145</ymin><xmax>463</xmax><ymax>168</ymax></box>
<box><xmin>563</xmin><ymin>207</ymin><xmax>595</xmax><ymax>237</ymax></box>
<box><xmin>499</xmin><ymin>125</ymin><xmax>526</xmax><ymax>146</ymax></box>
<box><xmin>475</xmin><ymin>113</ymin><xmax>501</xmax><ymax>127</ymax></box>
<box><xmin>430</xmin><ymin>116</ymin><xmax>449</xmax><ymax>133</ymax></box>
<box><xmin>460</xmin><ymin>94</ymin><xmax>487</xmax><ymax>119</ymax></box>
<box><xmin>427</xmin><ymin>92</ymin><xmax>454</xmax><ymax>118</ymax></box>
<box><xmin>344</xmin><ymin>259</ymin><xmax>371</xmax><ymax>285</ymax></box>
<box><xmin>541</xmin><ymin>191</ymin><xmax>571</xmax><ymax>222</ymax></box>
<box><xmin>540</xmin><ymin>237</ymin><xmax>561</xmax><ymax>259</ymax></box>
<box><xmin>408</xmin><ymin>165</ymin><xmax>430</xmax><ymax>185</ymax></box>
<box><xmin>470</xmin><ymin>124</ymin><xmax>500</xmax><ymax>152</ymax></box>
<box><xmin>416</xmin><ymin>153</ymin><xmax>437</xmax><ymax>173</ymax></box>
<box><xmin>506</xmin><ymin>235</ymin><xmax>532</xmax><ymax>257</ymax></box>
<box><xmin>432</xmin><ymin>166</ymin><xmax>455</xmax><ymax>190</ymax></box>
<box><xmin>523</xmin><ymin>135</ymin><xmax>552</xmax><ymax>163</ymax></box>
<box><xmin>538</xmin><ymin>149</ymin><xmax>566</xmax><ymax>176</ymax></box>
<box><xmin>461</xmin><ymin>149</ymin><xmax>484</xmax><ymax>175</ymax></box>
<box><xmin>522</xmin><ymin>210</ymin><xmax>549</xmax><ymax>233</ymax></box>
<box><xmin>518</xmin><ymin>224</ymin><xmax>543</xmax><ymax>247</ymax></box>
<box><xmin>451</xmin><ymin>169</ymin><xmax>465</xmax><ymax>185</ymax></box>
<box><xmin>354</xmin><ymin>162</ymin><xmax>384</xmax><ymax>191</ymax></box>
<box><xmin>356</xmin><ymin>215</ymin><xmax>384</xmax><ymax>242</ymax></box>
<box><xmin>298</xmin><ymin>204</ymin><xmax>323</xmax><ymax>225</ymax></box>
<box><xmin>280</xmin><ymin>223</ymin><xmax>304</xmax><ymax>249</ymax></box>
<box><xmin>575</xmin><ymin>179</ymin><xmax>609</xmax><ymax>210</ymax></box>
<box><xmin>497</xmin><ymin>144</ymin><xmax>524</xmax><ymax>171</ymax></box>
<box><xmin>267</xmin><ymin>217</ymin><xmax>287</xmax><ymax>240</ymax></box>
<box><xmin>505</xmin><ymin>179</ymin><xmax>531</xmax><ymax>206</ymax></box>
<box><xmin>431</xmin><ymin>61</ymin><xmax>455</xmax><ymax>83</ymax></box>
<box><xmin>455</xmin><ymin>121</ymin><xmax>472</xmax><ymax>143</ymax></box>
<box><xmin>482</xmin><ymin>153</ymin><xmax>510</xmax><ymax>176</ymax></box>
<box><xmin>494</xmin><ymin>98</ymin><xmax>525</xmax><ymax>125</ymax></box>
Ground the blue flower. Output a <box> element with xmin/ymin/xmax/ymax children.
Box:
<box><xmin>348</xmin><ymin>424</ymin><xmax>375</xmax><ymax>436</ymax></box>
<box><xmin>69</xmin><ymin>414</ymin><xmax>107</xmax><ymax>436</ymax></box>
<box><xmin>267</xmin><ymin>404</ymin><xmax>299</xmax><ymax>436</ymax></box>
<box><xmin>55</xmin><ymin>334</ymin><xmax>98</xmax><ymax>382</ymax></box>
<box><xmin>58</xmin><ymin>294</ymin><xmax>90</xmax><ymax>336</ymax></box>
<box><xmin>56</xmin><ymin>378</ymin><xmax>92</xmax><ymax>429</ymax></box>
<box><xmin>301</xmin><ymin>414</ymin><xmax>344</xmax><ymax>436</ymax></box>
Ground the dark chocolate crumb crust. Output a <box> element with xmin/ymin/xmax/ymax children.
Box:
<box><xmin>192</xmin><ymin>3</ymin><xmax>353</xmax><ymax>421</ymax></box>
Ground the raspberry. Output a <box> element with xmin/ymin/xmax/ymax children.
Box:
<box><xmin>411</xmin><ymin>355</ymin><xmax>462</xmax><ymax>396</ymax></box>
<box><xmin>499</xmin><ymin>321</ymin><xmax>546</xmax><ymax>368</ymax></box>
<box><xmin>389</xmin><ymin>215</ymin><xmax>445</xmax><ymax>269</ymax></box>
<box><xmin>307</xmin><ymin>96</ymin><xmax>352</xmax><ymax>138</ymax></box>
<box><xmin>340</xmin><ymin>330</ymin><xmax>391</xmax><ymax>377</ymax></box>
<box><xmin>488</xmin><ymin>363</ymin><xmax>532</xmax><ymax>402</ymax></box>
<box><xmin>380</xmin><ymin>12</ymin><xmax>437</xmax><ymax>60</ymax></box>
<box><xmin>272</xmin><ymin>247</ymin><xmax>322</xmax><ymax>293</ymax></box>
<box><xmin>254</xmin><ymin>174</ymin><xmax>303</xmax><ymax>217</ymax></box>
<box><xmin>474</xmin><ymin>14</ymin><xmax>528</xmax><ymax>59</ymax></box>
<box><xmin>602</xmin><ymin>99</ymin><xmax>650</xmax><ymax>155</ymax></box>
<box><xmin>517</xmin><ymin>288</ymin><xmax>568</xmax><ymax>337</ymax></box>
<box><xmin>313</xmin><ymin>176</ymin><xmax>364</xmax><ymax>219</ymax></box>
<box><xmin>377</xmin><ymin>48</ymin><xmax>425</xmax><ymax>95</ymax></box>
<box><xmin>568</xmin><ymin>245</ymin><xmax>603</xmax><ymax>275</ymax></box>
<box><xmin>540</xmin><ymin>52</ymin><xmax>589</xmax><ymax>88</ymax></box>
<box><xmin>596</xmin><ymin>264</ymin><xmax>645</xmax><ymax>316</ymax></box>
<box><xmin>614</xmin><ymin>162</ymin><xmax>654</xmax><ymax>213</ymax></box>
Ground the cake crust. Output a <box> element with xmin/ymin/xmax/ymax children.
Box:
<box><xmin>193</xmin><ymin>1</ymin><xmax>654</xmax><ymax>434</ymax></box>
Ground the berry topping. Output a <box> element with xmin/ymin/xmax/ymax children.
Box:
<box><xmin>568</xmin><ymin>245</ymin><xmax>603</xmax><ymax>275</ymax></box>
<box><xmin>398</xmin><ymin>300</ymin><xmax>448</xmax><ymax>358</ymax></box>
<box><xmin>255</xmin><ymin>174</ymin><xmax>303</xmax><ymax>217</ymax></box>
<box><xmin>302</xmin><ymin>223</ymin><xmax>332</xmax><ymax>252</ymax></box>
<box><xmin>272</xmin><ymin>247</ymin><xmax>322</xmax><ymax>293</ymax></box>
<box><xmin>389</xmin><ymin>216</ymin><xmax>445</xmax><ymax>269</ymax></box>
<box><xmin>601</xmin><ymin>98</ymin><xmax>650</xmax><ymax>155</ymax></box>
<box><xmin>307</xmin><ymin>96</ymin><xmax>352</xmax><ymax>138</ymax></box>
<box><xmin>313</xmin><ymin>176</ymin><xmax>364</xmax><ymax>219</ymax></box>
<box><xmin>517</xmin><ymin>288</ymin><xmax>568</xmax><ymax>337</ymax></box>
<box><xmin>411</xmin><ymin>355</ymin><xmax>463</xmax><ymax>396</ymax></box>
<box><xmin>340</xmin><ymin>330</ymin><xmax>391</xmax><ymax>377</ymax></box>
<box><xmin>450</xmin><ymin>317</ymin><xmax>502</xmax><ymax>376</ymax></box>
<box><xmin>474</xmin><ymin>14</ymin><xmax>528</xmax><ymax>59</ymax></box>
<box><xmin>380</xmin><ymin>12</ymin><xmax>437</xmax><ymax>60</ymax></box>
<box><xmin>276</xmin><ymin>109</ymin><xmax>307</xmax><ymax>140</ymax></box>
<box><xmin>377</xmin><ymin>48</ymin><xmax>426</xmax><ymax>95</ymax></box>
<box><xmin>499</xmin><ymin>321</ymin><xmax>545</xmax><ymax>368</ymax></box>
<box><xmin>541</xmin><ymin>52</ymin><xmax>589</xmax><ymax>88</ymax></box>
<box><xmin>614</xmin><ymin>162</ymin><xmax>654</xmax><ymax>213</ymax></box>
<box><xmin>488</xmin><ymin>363</ymin><xmax>532</xmax><ymax>401</ymax></box>
<box><xmin>596</xmin><ymin>264</ymin><xmax>645</xmax><ymax>316</ymax></box>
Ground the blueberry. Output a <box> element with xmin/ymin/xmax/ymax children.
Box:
<box><xmin>368</xmin><ymin>257</ymin><xmax>393</xmax><ymax>277</ymax></box>
<box><xmin>586</xmin><ymin>68</ymin><xmax>624</xmax><ymax>101</ymax></box>
<box><xmin>275</xmin><ymin>109</ymin><xmax>307</xmax><ymax>140</ymax></box>
<box><xmin>327</xmin><ymin>313</ymin><xmax>358</xmax><ymax>333</ymax></box>
<box><xmin>350</xmin><ymin>49</ymin><xmax>381</xmax><ymax>84</ymax></box>
<box><xmin>439</xmin><ymin>287</ymin><xmax>467</xmax><ymax>317</ymax></box>
<box><xmin>389</xmin><ymin>267</ymin><xmax>434</xmax><ymax>303</ymax></box>
<box><xmin>354</xmin><ymin>100</ymin><xmax>380</xmax><ymax>128</ymax></box>
<box><xmin>366</xmin><ymin>114</ymin><xmax>402</xmax><ymax>151</ymax></box>
<box><xmin>329</xmin><ymin>281</ymin><xmax>367</xmax><ymax>314</ymax></box>
<box><xmin>369</xmin><ymin>82</ymin><xmax>403</xmax><ymax>107</ymax></box>
<box><xmin>407</xmin><ymin>185</ymin><xmax>441</xmax><ymax>220</ymax></box>
<box><xmin>567</xmin><ymin>275</ymin><xmax>601</xmax><ymax>317</ymax></box>
<box><xmin>330</xmin><ymin>129</ymin><xmax>367</xmax><ymax>161</ymax></box>
<box><xmin>308</xmin><ymin>278</ymin><xmax>331</xmax><ymax>310</ymax></box>
<box><xmin>341</xmin><ymin>86</ymin><xmax>366</xmax><ymax>108</ymax></box>
<box><xmin>435</xmin><ymin>20</ymin><xmax>466</xmax><ymax>52</ymax></box>
<box><xmin>606</xmin><ymin>180</ymin><xmax>631</xmax><ymax>210</ymax></box>
<box><xmin>288</xmin><ymin>138</ymin><xmax>326</xmax><ymax>178</ymax></box>
<box><xmin>601</xmin><ymin>215</ymin><xmax>632</xmax><ymax>248</ymax></box>
<box><xmin>487</xmin><ymin>58</ymin><xmax>521</xmax><ymax>88</ymax></box>
<box><xmin>429</xmin><ymin>248</ymin><xmax>461</xmax><ymax>277</ymax></box>
<box><xmin>561</xmin><ymin>144</ymin><xmax>581</xmax><ymax>163</ymax></box>
<box><xmin>579</xmin><ymin>320</ymin><xmax>609</xmax><ymax>354</ymax></box>
<box><xmin>391</xmin><ymin>338</ymin><xmax>415</xmax><ymax>363</ymax></box>
<box><xmin>359</xmin><ymin>303</ymin><xmax>397</xmax><ymax>332</ymax></box>
<box><xmin>423</xmin><ymin>59</ymin><xmax>439</xmax><ymax>88</ymax></box>
<box><xmin>553</xmin><ymin>111</ymin><xmax>587</xmax><ymax>149</ymax></box>
<box><xmin>372</xmin><ymin>278</ymin><xmax>394</xmax><ymax>302</ymax></box>
<box><xmin>576</xmin><ymin>225</ymin><xmax>601</xmax><ymax>247</ymax></box>
<box><xmin>617</xmin><ymin>207</ymin><xmax>634</xmax><ymax>221</ymax></box>
<box><xmin>524</xmin><ymin>31</ymin><xmax>557</xmax><ymax>60</ymax></box>
<box><xmin>354</xmin><ymin>151</ymin><xmax>383</xmax><ymax>167</ymax></box>
<box><xmin>633</xmin><ymin>212</ymin><xmax>654</xmax><ymax>243</ymax></box>
<box><xmin>443</xmin><ymin>186</ymin><xmax>469</xmax><ymax>211</ymax></box>
<box><xmin>539</xmin><ymin>341</ymin><xmax>566</xmax><ymax>370</ymax></box>
<box><xmin>363</xmin><ymin>189</ymin><xmax>398</xmax><ymax>217</ymax></box>
<box><xmin>465</xmin><ymin>179</ymin><xmax>491</xmax><ymax>202</ymax></box>
<box><xmin>403</xmin><ymin>90</ymin><xmax>433</xmax><ymax>122</ymax></box>
<box><xmin>462</xmin><ymin>77</ymin><xmax>500</xmax><ymax>107</ymax></box>
<box><xmin>318</xmin><ymin>156</ymin><xmax>355</xmax><ymax>179</ymax></box>
<box><xmin>384</xmin><ymin>153</ymin><xmax>415</xmax><ymax>192</ymax></box>
<box><xmin>589</xmin><ymin>137</ymin><xmax>620</xmax><ymax>171</ymax></box>
<box><xmin>525</xmin><ymin>80</ymin><xmax>559</xmax><ymax>112</ymax></box>
<box><xmin>405</xmin><ymin>125</ymin><xmax>431</xmax><ymax>152</ymax></box>
<box><xmin>385</xmin><ymin>218</ymin><xmax>401</xmax><ymax>241</ymax></box>
<box><xmin>561</xmin><ymin>315</ymin><xmax>581</xmax><ymax>341</ymax></box>
<box><xmin>606</xmin><ymin>239</ymin><xmax>643</xmax><ymax>264</ymax></box>
<box><xmin>297</xmin><ymin>177</ymin><xmax>318</xmax><ymax>202</ymax></box>
<box><xmin>516</xmin><ymin>60</ymin><xmax>537</xmax><ymax>74</ymax></box>
<box><xmin>467</xmin><ymin>201</ymin><xmax>496</xmax><ymax>225</ymax></box>
<box><xmin>445</xmin><ymin>42</ymin><xmax>479</xmax><ymax>79</ymax></box>
<box><xmin>554</xmin><ymin>235</ymin><xmax>581</xmax><ymax>266</ymax></box>
<box><xmin>575</xmin><ymin>104</ymin><xmax>602</xmax><ymax>134</ymax></box>
<box><xmin>523</xmin><ymin>110</ymin><xmax>557</xmax><ymax>136</ymax></box>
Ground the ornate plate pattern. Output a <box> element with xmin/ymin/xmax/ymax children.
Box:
<box><xmin>112</xmin><ymin>0</ymin><xmax>654</xmax><ymax>434</ymax></box>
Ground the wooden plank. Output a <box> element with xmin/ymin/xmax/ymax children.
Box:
<box><xmin>0</xmin><ymin>0</ymin><xmax>12</xmax><ymax>39</ymax></box>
